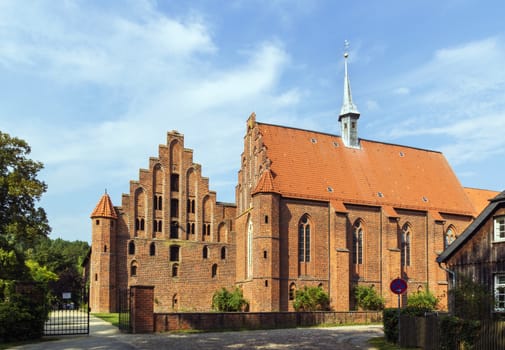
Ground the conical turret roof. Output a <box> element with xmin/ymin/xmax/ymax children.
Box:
<box><xmin>90</xmin><ymin>192</ymin><xmax>117</xmax><ymax>219</ymax></box>
<box><xmin>252</xmin><ymin>169</ymin><xmax>279</xmax><ymax>195</ymax></box>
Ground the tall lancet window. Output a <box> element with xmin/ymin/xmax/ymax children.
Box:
<box><xmin>352</xmin><ymin>220</ymin><xmax>364</xmax><ymax>265</ymax></box>
<box><xmin>247</xmin><ymin>218</ymin><xmax>253</xmax><ymax>279</ymax></box>
<box><xmin>401</xmin><ymin>224</ymin><xmax>411</xmax><ymax>267</ymax></box>
<box><xmin>444</xmin><ymin>226</ymin><xmax>457</xmax><ymax>248</ymax></box>
<box><xmin>298</xmin><ymin>215</ymin><xmax>311</xmax><ymax>262</ymax></box>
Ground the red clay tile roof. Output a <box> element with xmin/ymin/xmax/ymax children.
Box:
<box><xmin>90</xmin><ymin>193</ymin><xmax>117</xmax><ymax>219</ymax></box>
<box><xmin>464</xmin><ymin>187</ymin><xmax>500</xmax><ymax>216</ymax></box>
<box><xmin>252</xmin><ymin>169</ymin><xmax>279</xmax><ymax>195</ymax></box>
<box><xmin>330</xmin><ymin>199</ymin><xmax>348</xmax><ymax>213</ymax></box>
<box><xmin>257</xmin><ymin>123</ymin><xmax>476</xmax><ymax>216</ymax></box>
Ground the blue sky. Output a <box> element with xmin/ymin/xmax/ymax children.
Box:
<box><xmin>1</xmin><ymin>0</ymin><xmax>505</xmax><ymax>243</ymax></box>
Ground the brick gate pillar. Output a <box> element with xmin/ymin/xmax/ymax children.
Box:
<box><xmin>130</xmin><ymin>285</ymin><xmax>154</xmax><ymax>333</ymax></box>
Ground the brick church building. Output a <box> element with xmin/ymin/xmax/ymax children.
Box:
<box><xmin>88</xmin><ymin>52</ymin><xmax>496</xmax><ymax>313</ymax></box>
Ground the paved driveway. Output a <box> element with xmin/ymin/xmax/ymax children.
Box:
<box><xmin>124</xmin><ymin>325</ymin><xmax>383</xmax><ymax>349</ymax></box>
<box><xmin>9</xmin><ymin>315</ymin><xmax>383</xmax><ymax>350</ymax></box>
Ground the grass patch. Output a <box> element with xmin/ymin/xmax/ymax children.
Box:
<box><xmin>92</xmin><ymin>313</ymin><xmax>119</xmax><ymax>327</ymax></box>
<box><xmin>368</xmin><ymin>337</ymin><xmax>421</xmax><ymax>349</ymax></box>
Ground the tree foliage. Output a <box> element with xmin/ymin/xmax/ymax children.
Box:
<box><xmin>407</xmin><ymin>289</ymin><xmax>438</xmax><ymax>310</ymax></box>
<box><xmin>0</xmin><ymin>131</ymin><xmax>51</xmax><ymax>341</ymax></box>
<box><xmin>354</xmin><ymin>285</ymin><xmax>385</xmax><ymax>311</ymax></box>
<box><xmin>212</xmin><ymin>287</ymin><xmax>249</xmax><ymax>312</ymax></box>
<box><xmin>452</xmin><ymin>276</ymin><xmax>494</xmax><ymax>320</ymax></box>
<box><xmin>0</xmin><ymin>131</ymin><xmax>50</xmax><ymax>250</ymax></box>
<box><xmin>26</xmin><ymin>238</ymin><xmax>89</xmax><ymax>305</ymax></box>
<box><xmin>293</xmin><ymin>286</ymin><xmax>331</xmax><ymax>311</ymax></box>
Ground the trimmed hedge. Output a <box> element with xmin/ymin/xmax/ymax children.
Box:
<box><xmin>383</xmin><ymin>306</ymin><xmax>434</xmax><ymax>343</ymax></box>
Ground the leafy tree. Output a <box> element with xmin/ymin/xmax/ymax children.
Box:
<box><xmin>0</xmin><ymin>131</ymin><xmax>51</xmax><ymax>341</ymax></box>
<box><xmin>293</xmin><ymin>286</ymin><xmax>331</xmax><ymax>311</ymax></box>
<box><xmin>354</xmin><ymin>285</ymin><xmax>385</xmax><ymax>311</ymax></box>
<box><xmin>452</xmin><ymin>276</ymin><xmax>494</xmax><ymax>320</ymax></box>
<box><xmin>0</xmin><ymin>132</ymin><xmax>50</xmax><ymax>251</ymax></box>
<box><xmin>26</xmin><ymin>238</ymin><xmax>89</xmax><ymax>306</ymax></box>
<box><xmin>407</xmin><ymin>289</ymin><xmax>438</xmax><ymax>310</ymax></box>
<box><xmin>212</xmin><ymin>287</ymin><xmax>249</xmax><ymax>312</ymax></box>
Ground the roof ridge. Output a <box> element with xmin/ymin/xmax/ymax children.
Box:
<box><xmin>257</xmin><ymin>122</ymin><xmax>442</xmax><ymax>154</ymax></box>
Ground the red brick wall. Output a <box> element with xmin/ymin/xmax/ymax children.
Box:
<box><xmin>154</xmin><ymin>311</ymin><xmax>382</xmax><ymax>332</ymax></box>
<box><xmin>131</xmin><ymin>285</ymin><xmax>154</xmax><ymax>333</ymax></box>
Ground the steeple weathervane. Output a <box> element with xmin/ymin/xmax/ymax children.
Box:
<box><xmin>340</xmin><ymin>40</ymin><xmax>359</xmax><ymax>118</ymax></box>
<box><xmin>339</xmin><ymin>40</ymin><xmax>361</xmax><ymax>148</ymax></box>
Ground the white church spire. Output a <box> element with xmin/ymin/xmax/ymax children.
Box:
<box><xmin>339</xmin><ymin>40</ymin><xmax>361</xmax><ymax>148</ymax></box>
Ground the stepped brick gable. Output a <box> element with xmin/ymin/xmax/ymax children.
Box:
<box><xmin>89</xmin><ymin>131</ymin><xmax>236</xmax><ymax>313</ymax></box>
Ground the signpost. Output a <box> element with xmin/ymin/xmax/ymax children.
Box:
<box><xmin>390</xmin><ymin>278</ymin><xmax>408</xmax><ymax>346</ymax></box>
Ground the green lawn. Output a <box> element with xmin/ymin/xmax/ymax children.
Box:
<box><xmin>92</xmin><ymin>313</ymin><xmax>120</xmax><ymax>327</ymax></box>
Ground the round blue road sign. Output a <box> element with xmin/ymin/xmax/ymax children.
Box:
<box><xmin>390</xmin><ymin>278</ymin><xmax>408</xmax><ymax>294</ymax></box>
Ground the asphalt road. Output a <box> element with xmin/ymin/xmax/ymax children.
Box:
<box><xmin>9</xmin><ymin>315</ymin><xmax>383</xmax><ymax>350</ymax></box>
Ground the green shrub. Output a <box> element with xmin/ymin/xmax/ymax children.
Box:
<box><xmin>0</xmin><ymin>282</ymin><xmax>50</xmax><ymax>341</ymax></box>
<box><xmin>293</xmin><ymin>286</ymin><xmax>331</xmax><ymax>311</ymax></box>
<box><xmin>452</xmin><ymin>277</ymin><xmax>494</xmax><ymax>320</ymax></box>
<box><xmin>439</xmin><ymin>315</ymin><xmax>480</xmax><ymax>350</ymax></box>
<box><xmin>355</xmin><ymin>285</ymin><xmax>385</xmax><ymax>311</ymax></box>
<box><xmin>212</xmin><ymin>287</ymin><xmax>249</xmax><ymax>312</ymax></box>
<box><xmin>382</xmin><ymin>308</ymin><xmax>398</xmax><ymax>343</ymax></box>
<box><xmin>382</xmin><ymin>304</ymin><xmax>436</xmax><ymax>344</ymax></box>
<box><xmin>407</xmin><ymin>290</ymin><xmax>438</xmax><ymax>310</ymax></box>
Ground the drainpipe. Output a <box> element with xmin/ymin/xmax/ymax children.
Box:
<box><xmin>438</xmin><ymin>262</ymin><xmax>456</xmax><ymax>313</ymax></box>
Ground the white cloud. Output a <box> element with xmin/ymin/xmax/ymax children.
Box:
<box><xmin>380</xmin><ymin>36</ymin><xmax>505</xmax><ymax>165</ymax></box>
<box><xmin>0</xmin><ymin>0</ymin><xmax>215</xmax><ymax>87</ymax></box>
<box><xmin>393</xmin><ymin>87</ymin><xmax>410</xmax><ymax>95</ymax></box>
<box><xmin>365</xmin><ymin>100</ymin><xmax>379</xmax><ymax>111</ymax></box>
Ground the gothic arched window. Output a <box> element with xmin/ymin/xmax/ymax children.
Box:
<box><xmin>444</xmin><ymin>226</ymin><xmax>457</xmax><ymax>249</ymax></box>
<box><xmin>128</xmin><ymin>241</ymin><xmax>135</xmax><ymax>255</ymax></box>
<box><xmin>130</xmin><ymin>261</ymin><xmax>138</xmax><ymax>276</ymax></box>
<box><xmin>352</xmin><ymin>220</ymin><xmax>364</xmax><ymax>265</ymax></box>
<box><xmin>289</xmin><ymin>283</ymin><xmax>296</xmax><ymax>301</ymax></box>
<box><xmin>298</xmin><ymin>215</ymin><xmax>311</xmax><ymax>262</ymax></box>
<box><xmin>401</xmin><ymin>224</ymin><xmax>411</xmax><ymax>267</ymax></box>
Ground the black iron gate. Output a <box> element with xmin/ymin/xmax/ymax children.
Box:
<box><xmin>118</xmin><ymin>288</ymin><xmax>131</xmax><ymax>333</ymax></box>
<box><xmin>43</xmin><ymin>289</ymin><xmax>90</xmax><ymax>336</ymax></box>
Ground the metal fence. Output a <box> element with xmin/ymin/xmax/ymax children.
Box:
<box><xmin>44</xmin><ymin>308</ymin><xmax>89</xmax><ymax>336</ymax></box>
<box><xmin>118</xmin><ymin>288</ymin><xmax>131</xmax><ymax>333</ymax></box>
<box><xmin>43</xmin><ymin>289</ymin><xmax>89</xmax><ymax>336</ymax></box>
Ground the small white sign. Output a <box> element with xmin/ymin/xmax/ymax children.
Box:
<box><xmin>62</xmin><ymin>292</ymin><xmax>72</xmax><ymax>299</ymax></box>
